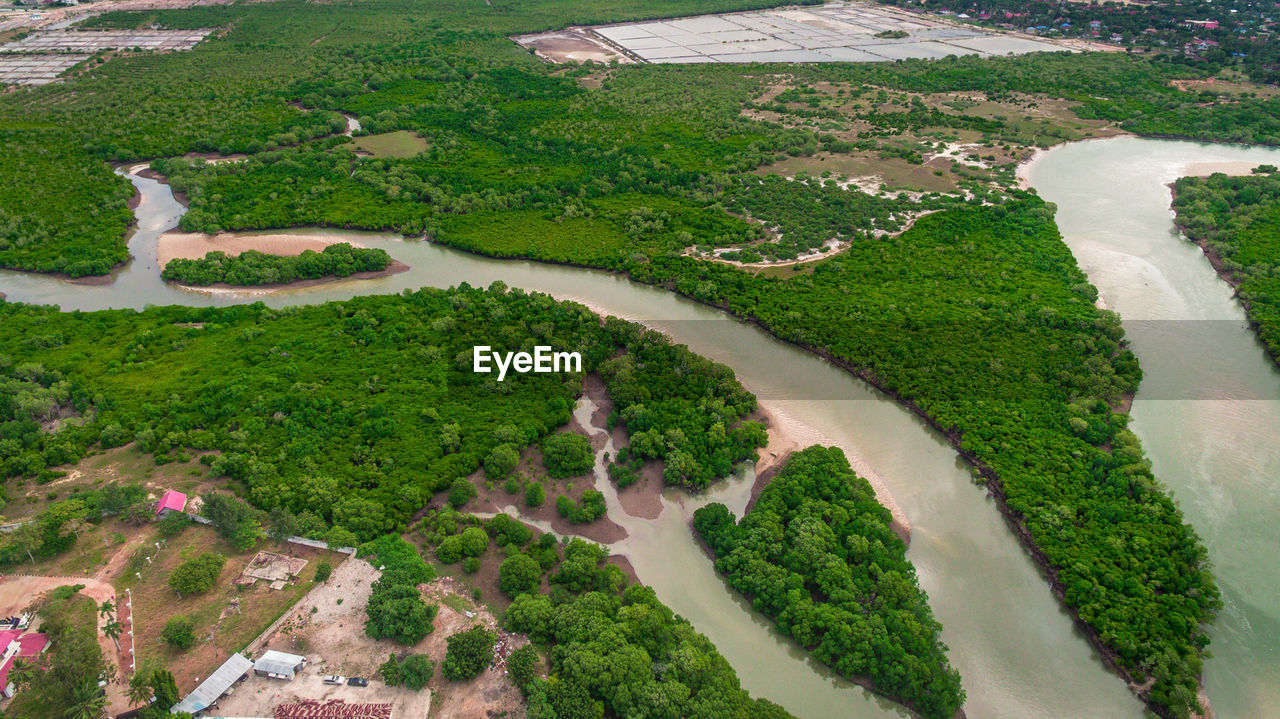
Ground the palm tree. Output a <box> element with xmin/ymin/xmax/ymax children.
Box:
<box><xmin>7</xmin><ymin>657</ymin><xmax>39</xmax><ymax>692</ymax></box>
<box><xmin>127</xmin><ymin>671</ymin><xmax>154</xmax><ymax>707</ymax></box>
<box><xmin>103</xmin><ymin>620</ymin><xmax>123</xmax><ymax>652</ymax></box>
<box><xmin>98</xmin><ymin>600</ymin><xmax>115</xmax><ymax>619</ymax></box>
<box><xmin>62</xmin><ymin>678</ymin><xmax>106</xmax><ymax>719</ymax></box>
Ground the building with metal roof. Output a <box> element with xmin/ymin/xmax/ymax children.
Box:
<box><xmin>253</xmin><ymin>650</ymin><xmax>306</xmax><ymax>680</ymax></box>
<box><xmin>171</xmin><ymin>652</ymin><xmax>252</xmax><ymax>714</ymax></box>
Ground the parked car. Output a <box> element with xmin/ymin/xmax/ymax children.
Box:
<box><xmin>347</xmin><ymin>677</ymin><xmax>369</xmax><ymax>687</ymax></box>
<box><xmin>322</xmin><ymin>675</ymin><xmax>345</xmax><ymax>685</ymax></box>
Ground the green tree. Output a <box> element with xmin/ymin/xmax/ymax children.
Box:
<box><xmin>541</xmin><ymin>433</ymin><xmax>594</xmax><ymax>478</ymax></box>
<box><xmin>499</xmin><ymin>554</ymin><xmax>542</xmax><ymax>598</ymax></box>
<box><xmin>484</xmin><ymin>444</ymin><xmax>520</xmax><ymax>480</ymax></box>
<box><xmin>525</xmin><ymin>483</ymin><xmax>545</xmax><ymax>509</ymax></box>
<box><xmin>442</xmin><ymin>626</ymin><xmax>497</xmax><ymax>681</ymax></box>
<box><xmin>167</xmin><ymin>552</ymin><xmax>225</xmax><ymax>596</ymax></box>
<box><xmin>507</xmin><ymin>644</ymin><xmax>538</xmax><ymax>691</ymax></box>
<box><xmin>200</xmin><ymin>493</ymin><xmax>263</xmax><ymax>551</ymax></box>
<box><xmin>448</xmin><ymin>477</ymin><xmax>477</xmax><ymax>508</ymax></box>
<box><xmin>314</xmin><ymin>561</ymin><xmax>333</xmax><ymax>583</ymax></box>
<box><xmin>365</xmin><ymin>582</ymin><xmax>438</xmax><ymax>645</ymax></box>
<box><xmin>162</xmin><ymin>616</ymin><xmax>196</xmax><ymax>650</ymax></box>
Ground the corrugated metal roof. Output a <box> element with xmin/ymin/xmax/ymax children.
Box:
<box><xmin>253</xmin><ymin>650</ymin><xmax>305</xmax><ymax>678</ymax></box>
<box><xmin>171</xmin><ymin>653</ymin><xmax>252</xmax><ymax>713</ymax></box>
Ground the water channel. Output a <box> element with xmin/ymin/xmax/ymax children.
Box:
<box><xmin>2</xmin><ymin>136</ymin><xmax>1276</xmax><ymax>718</ymax></box>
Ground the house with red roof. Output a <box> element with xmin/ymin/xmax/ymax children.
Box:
<box><xmin>0</xmin><ymin>628</ymin><xmax>49</xmax><ymax>699</ymax></box>
<box><xmin>155</xmin><ymin>490</ymin><xmax>187</xmax><ymax>518</ymax></box>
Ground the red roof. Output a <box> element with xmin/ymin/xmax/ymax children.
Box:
<box><xmin>156</xmin><ymin>490</ymin><xmax>187</xmax><ymax>515</ymax></box>
<box><xmin>0</xmin><ymin>656</ymin><xmax>15</xmax><ymax>690</ymax></box>
<box><xmin>14</xmin><ymin>633</ymin><xmax>46</xmax><ymax>657</ymax></box>
<box><xmin>0</xmin><ymin>630</ymin><xmax>21</xmax><ymax>649</ymax></box>
<box><xmin>0</xmin><ymin>632</ymin><xmax>46</xmax><ymax>691</ymax></box>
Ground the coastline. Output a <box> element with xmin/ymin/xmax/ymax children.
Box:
<box><xmin>1166</xmin><ymin>165</ymin><xmax>1280</xmax><ymax>371</ymax></box>
<box><xmin>751</xmin><ymin>401</ymin><xmax>912</xmax><ymax>545</ymax></box>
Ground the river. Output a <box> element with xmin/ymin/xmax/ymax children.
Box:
<box><xmin>0</xmin><ymin>137</ymin><xmax>1274</xmax><ymax>718</ymax></box>
<box><xmin>1029</xmin><ymin>136</ymin><xmax>1280</xmax><ymax>719</ymax></box>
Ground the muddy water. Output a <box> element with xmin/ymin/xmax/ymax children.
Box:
<box><xmin>4</xmin><ymin>149</ymin><xmax>1246</xmax><ymax>718</ymax></box>
<box><xmin>1029</xmin><ymin>136</ymin><xmax>1280</xmax><ymax>719</ymax></box>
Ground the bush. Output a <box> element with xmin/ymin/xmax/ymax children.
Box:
<box><xmin>442</xmin><ymin>626</ymin><xmax>497</xmax><ymax>681</ymax></box>
<box><xmin>161</xmin><ymin>616</ymin><xmax>195</xmax><ymax>650</ymax></box>
<box><xmin>314</xmin><ymin>561</ymin><xmax>332</xmax><ymax>583</ymax></box>
<box><xmin>155</xmin><ymin>511</ymin><xmax>191</xmax><ymax>539</ymax></box>
<box><xmin>448</xmin><ymin>477</ymin><xmax>476</xmax><ymax>508</ymax></box>
<box><xmin>380</xmin><ymin>653</ymin><xmax>434</xmax><ymax>690</ymax></box>
<box><xmin>498</xmin><ymin>553</ymin><xmax>541</xmax><ymax>598</ymax></box>
<box><xmin>365</xmin><ymin>582</ymin><xmax>438</xmax><ymax>646</ymax></box>
<box><xmin>458</xmin><ymin>527</ymin><xmax>488</xmax><ymax>558</ymax></box>
<box><xmin>167</xmin><ymin>552</ymin><xmax>225</xmax><ymax>596</ymax></box>
<box><xmin>462</xmin><ymin>556</ymin><xmax>480</xmax><ymax>573</ymax></box>
<box><xmin>524</xmin><ymin>483</ymin><xmax>545</xmax><ymax>509</ymax></box>
<box><xmin>541</xmin><ymin>433</ymin><xmax>594</xmax><ymax>478</ymax></box>
<box><xmin>484</xmin><ymin>444</ymin><xmax>520</xmax><ymax>479</ymax></box>
<box><xmin>507</xmin><ymin>645</ymin><xmax>538</xmax><ymax>691</ymax></box>
<box><xmin>554</xmin><ymin>490</ymin><xmax>606</xmax><ymax>524</ymax></box>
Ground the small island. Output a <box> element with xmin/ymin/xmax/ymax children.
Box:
<box><xmin>161</xmin><ymin>242</ymin><xmax>396</xmax><ymax>287</ymax></box>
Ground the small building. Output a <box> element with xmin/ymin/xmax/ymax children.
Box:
<box><xmin>0</xmin><ymin>629</ymin><xmax>50</xmax><ymax>699</ymax></box>
<box><xmin>155</xmin><ymin>490</ymin><xmax>187</xmax><ymax>517</ymax></box>
<box><xmin>253</xmin><ymin>650</ymin><xmax>306</xmax><ymax>680</ymax></box>
<box><xmin>171</xmin><ymin>653</ymin><xmax>252</xmax><ymax>714</ymax></box>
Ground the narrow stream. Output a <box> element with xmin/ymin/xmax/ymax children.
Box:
<box><xmin>6</xmin><ymin>138</ymin><xmax>1273</xmax><ymax>717</ymax></box>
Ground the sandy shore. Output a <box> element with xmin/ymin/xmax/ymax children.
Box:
<box><xmin>157</xmin><ymin>230</ymin><xmax>373</xmax><ymax>268</ymax></box>
<box><xmin>1182</xmin><ymin>160</ymin><xmax>1268</xmax><ymax>178</ymax></box>
<box><xmin>753</xmin><ymin>401</ymin><xmax>912</xmax><ymax>544</ymax></box>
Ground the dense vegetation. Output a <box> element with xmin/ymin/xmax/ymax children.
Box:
<box><xmin>0</xmin><ymin>0</ymin><xmax>1259</xmax><ymax>715</ymax></box>
<box><xmin>1</xmin><ymin>0</ymin><xmax>1278</xmax><ymax>276</ymax></box>
<box><xmin>413</xmin><ymin>507</ymin><xmax>794</xmax><ymax>715</ymax></box>
<box><xmin>358</xmin><ymin>534</ymin><xmax>439</xmax><ymax>645</ymax></box>
<box><xmin>160</xmin><ymin>243</ymin><xmax>393</xmax><ymax>287</ymax></box>
<box><xmin>0</xmin><ymin>286</ymin><xmax>761</xmax><ymax>545</ymax></box>
<box><xmin>1172</xmin><ymin>168</ymin><xmax>1280</xmax><ymax>364</ymax></box>
<box><xmin>633</xmin><ymin>198</ymin><xmax>1217</xmax><ymax>718</ymax></box>
<box><xmin>695</xmin><ymin>447</ymin><xmax>962</xmax><ymax>719</ymax></box>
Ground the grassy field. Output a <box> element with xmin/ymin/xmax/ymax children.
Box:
<box><xmin>112</xmin><ymin>523</ymin><xmax>344</xmax><ymax>690</ymax></box>
<box><xmin>5</xmin><ymin>444</ymin><xmax>210</xmax><ymax>524</ymax></box>
<box><xmin>350</xmin><ymin>130</ymin><xmax>429</xmax><ymax>158</ymax></box>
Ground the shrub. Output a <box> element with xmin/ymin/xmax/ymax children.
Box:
<box><xmin>540</xmin><ymin>433</ymin><xmax>594</xmax><ymax>478</ymax></box>
<box><xmin>507</xmin><ymin>645</ymin><xmax>538</xmax><ymax>691</ymax></box>
<box><xmin>524</xmin><ymin>483</ymin><xmax>545</xmax><ymax>509</ymax></box>
<box><xmin>161</xmin><ymin>616</ymin><xmax>195</xmax><ymax>650</ymax></box>
<box><xmin>498</xmin><ymin>554</ymin><xmax>541</xmax><ymax>598</ymax></box>
<box><xmin>448</xmin><ymin>477</ymin><xmax>476</xmax><ymax>508</ymax></box>
<box><xmin>314</xmin><ymin>561</ymin><xmax>332</xmax><ymax>583</ymax></box>
<box><xmin>484</xmin><ymin>444</ymin><xmax>520</xmax><ymax>479</ymax></box>
<box><xmin>155</xmin><ymin>511</ymin><xmax>191</xmax><ymax>539</ymax></box>
<box><xmin>380</xmin><ymin>653</ymin><xmax>434</xmax><ymax>690</ymax></box>
<box><xmin>442</xmin><ymin>626</ymin><xmax>497</xmax><ymax>681</ymax></box>
<box><xmin>167</xmin><ymin>552</ymin><xmax>225</xmax><ymax>596</ymax></box>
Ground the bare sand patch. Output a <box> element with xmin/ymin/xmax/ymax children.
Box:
<box><xmin>753</xmin><ymin>401</ymin><xmax>911</xmax><ymax>544</ymax></box>
<box><xmin>157</xmin><ymin>231</ymin><xmax>367</xmax><ymax>268</ymax></box>
<box><xmin>1183</xmin><ymin>161</ymin><xmax>1270</xmax><ymax>178</ymax></box>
